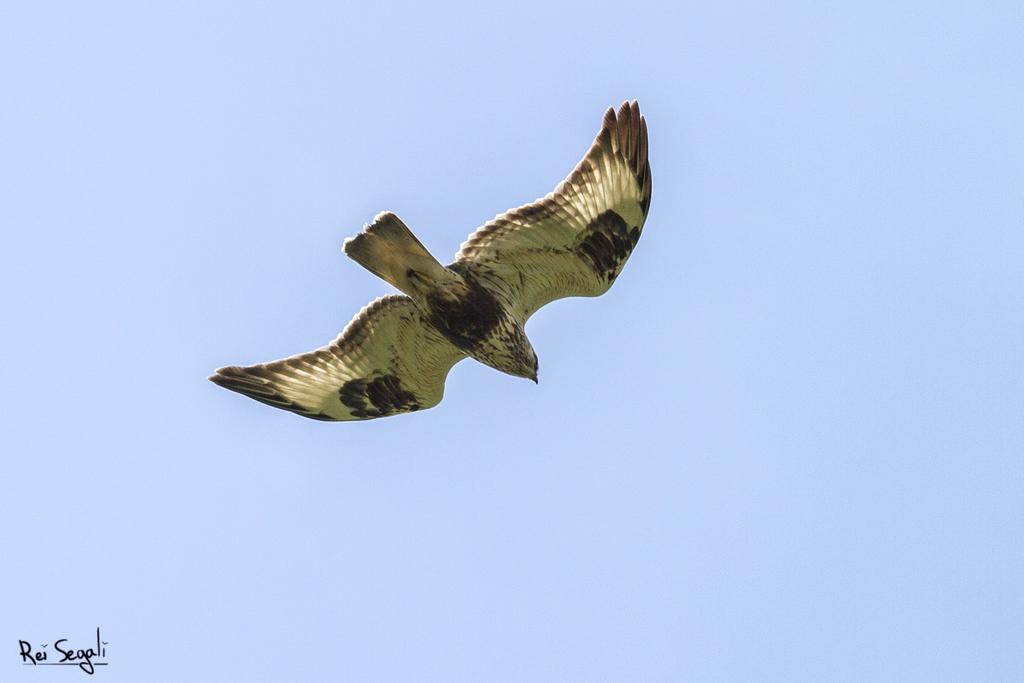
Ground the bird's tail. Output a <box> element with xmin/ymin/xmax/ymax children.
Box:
<box><xmin>343</xmin><ymin>212</ymin><xmax>453</xmax><ymax>297</ymax></box>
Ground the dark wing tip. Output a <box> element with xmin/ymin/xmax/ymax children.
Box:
<box><xmin>208</xmin><ymin>365</ymin><xmax>240</xmax><ymax>386</ymax></box>
<box><xmin>602</xmin><ymin>106</ymin><xmax>616</xmax><ymax>130</ymax></box>
<box><xmin>210</xmin><ymin>364</ymin><xmax>338</xmax><ymax>421</ymax></box>
<box><xmin>636</xmin><ymin>109</ymin><xmax>651</xmax><ymax>215</ymax></box>
<box><xmin>604</xmin><ymin>101</ymin><xmax>651</xmax><ymax>216</ymax></box>
<box><xmin>209</xmin><ymin>365</ymin><xmax>275</xmax><ymax>396</ymax></box>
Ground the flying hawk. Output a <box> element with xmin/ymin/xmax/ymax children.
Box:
<box><xmin>210</xmin><ymin>101</ymin><xmax>651</xmax><ymax>420</ymax></box>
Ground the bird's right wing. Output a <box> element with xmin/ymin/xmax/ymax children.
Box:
<box><xmin>210</xmin><ymin>295</ymin><xmax>466</xmax><ymax>420</ymax></box>
<box><xmin>453</xmin><ymin>101</ymin><xmax>651</xmax><ymax>322</ymax></box>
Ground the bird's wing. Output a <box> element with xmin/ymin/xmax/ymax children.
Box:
<box><xmin>453</xmin><ymin>101</ymin><xmax>651</xmax><ymax>321</ymax></box>
<box><xmin>210</xmin><ymin>295</ymin><xmax>466</xmax><ymax>421</ymax></box>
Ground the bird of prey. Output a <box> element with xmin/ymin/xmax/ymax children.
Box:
<box><xmin>210</xmin><ymin>101</ymin><xmax>651</xmax><ymax>420</ymax></box>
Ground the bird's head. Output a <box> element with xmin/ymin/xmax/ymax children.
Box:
<box><xmin>524</xmin><ymin>348</ymin><xmax>539</xmax><ymax>384</ymax></box>
<box><xmin>508</xmin><ymin>328</ymin><xmax>539</xmax><ymax>383</ymax></box>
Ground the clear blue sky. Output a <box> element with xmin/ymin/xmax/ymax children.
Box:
<box><xmin>2</xmin><ymin>1</ymin><xmax>1021</xmax><ymax>680</ymax></box>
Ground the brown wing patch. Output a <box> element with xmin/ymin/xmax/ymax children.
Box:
<box><xmin>575</xmin><ymin>209</ymin><xmax>642</xmax><ymax>283</ymax></box>
<box><xmin>338</xmin><ymin>374</ymin><xmax>421</xmax><ymax>418</ymax></box>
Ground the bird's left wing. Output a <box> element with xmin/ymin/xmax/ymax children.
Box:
<box><xmin>210</xmin><ymin>295</ymin><xmax>466</xmax><ymax>420</ymax></box>
<box><xmin>453</xmin><ymin>101</ymin><xmax>651</xmax><ymax>321</ymax></box>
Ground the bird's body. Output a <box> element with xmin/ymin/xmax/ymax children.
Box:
<box><xmin>341</xmin><ymin>212</ymin><xmax>539</xmax><ymax>381</ymax></box>
<box><xmin>423</xmin><ymin>265</ymin><xmax>538</xmax><ymax>381</ymax></box>
<box><xmin>211</xmin><ymin>101</ymin><xmax>651</xmax><ymax>420</ymax></box>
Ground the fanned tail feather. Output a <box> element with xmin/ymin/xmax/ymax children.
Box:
<box><xmin>343</xmin><ymin>211</ymin><xmax>449</xmax><ymax>297</ymax></box>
